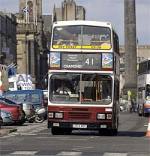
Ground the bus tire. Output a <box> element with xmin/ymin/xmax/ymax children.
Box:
<box><xmin>98</xmin><ymin>129</ymin><xmax>107</xmax><ymax>136</ymax></box>
<box><xmin>143</xmin><ymin>113</ymin><xmax>148</xmax><ymax>117</ymax></box>
<box><xmin>142</xmin><ymin>109</ymin><xmax>147</xmax><ymax>117</ymax></box>
<box><xmin>99</xmin><ymin>128</ymin><xmax>118</xmax><ymax>136</ymax></box>
<box><xmin>51</xmin><ymin>127</ymin><xmax>64</xmax><ymax>135</ymax></box>
<box><xmin>111</xmin><ymin>129</ymin><xmax>118</xmax><ymax>136</ymax></box>
<box><xmin>63</xmin><ymin>128</ymin><xmax>72</xmax><ymax>135</ymax></box>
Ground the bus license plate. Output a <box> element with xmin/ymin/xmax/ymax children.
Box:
<box><xmin>72</xmin><ymin>124</ymin><xmax>87</xmax><ymax>129</ymax></box>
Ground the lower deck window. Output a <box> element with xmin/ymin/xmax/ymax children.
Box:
<box><xmin>50</xmin><ymin>73</ymin><xmax>112</xmax><ymax>105</ymax></box>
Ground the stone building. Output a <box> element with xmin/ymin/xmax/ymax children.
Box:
<box><xmin>53</xmin><ymin>0</ymin><xmax>86</xmax><ymax>21</ymax></box>
<box><xmin>42</xmin><ymin>15</ymin><xmax>53</xmax><ymax>50</ymax></box>
<box><xmin>19</xmin><ymin>0</ymin><xmax>42</xmax><ymax>24</ymax></box>
<box><xmin>16</xmin><ymin>0</ymin><xmax>48</xmax><ymax>89</ymax></box>
<box><xmin>120</xmin><ymin>45</ymin><xmax>150</xmax><ymax>95</ymax></box>
<box><xmin>0</xmin><ymin>12</ymin><xmax>17</xmax><ymax>65</ymax></box>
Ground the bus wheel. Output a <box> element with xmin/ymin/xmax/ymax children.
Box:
<box><xmin>99</xmin><ymin>129</ymin><xmax>118</xmax><ymax>136</ymax></box>
<box><xmin>99</xmin><ymin>129</ymin><xmax>111</xmax><ymax>136</ymax></box>
<box><xmin>64</xmin><ymin>128</ymin><xmax>72</xmax><ymax>135</ymax></box>
<box><xmin>143</xmin><ymin>113</ymin><xmax>148</xmax><ymax>117</ymax></box>
<box><xmin>142</xmin><ymin>110</ymin><xmax>147</xmax><ymax>117</ymax></box>
<box><xmin>51</xmin><ymin>127</ymin><xmax>64</xmax><ymax>135</ymax></box>
<box><xmin>98</xmin><ymin>129</ymin><xmax>107</xmax><ymax>136</ymax></box>
<box><xmin>111</xmin><ymin>129</ymin><xmax>118</xmax><ymax>136</ymax></box>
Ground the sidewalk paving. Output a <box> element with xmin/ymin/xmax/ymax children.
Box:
<box><xmin>0</xmin><ymin>127</ymin><xmax>17</xmax><ymax>137</ymax></box>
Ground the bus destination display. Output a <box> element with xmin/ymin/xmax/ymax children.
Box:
<box><xmin>62</xmin><ymin>53</ymin><xmax>101</xmax><ymax>70</ymax></box>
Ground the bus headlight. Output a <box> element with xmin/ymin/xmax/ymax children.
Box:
<box><xmin>106</xmin><ymin>114</ymin><xmax>112</xmax><ymax>119</ymax></box>
<box><xmin>48</xmin><ymin>112</ymin><xmax>54</xmax><ymax>118</ymax></box>
<box><xmin>55</xmin><ymin>112</ymin><xmax>63</xmax><ymax>119</ymax></box>
<box><xmin>97</xmin><ymin>113</ymin><xmax>105</xmax><ymax>120</ymax></box>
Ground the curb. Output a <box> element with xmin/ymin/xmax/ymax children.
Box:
<box><xmin>0</xmin><ymin>128</ymin><xmax>17</xmax><ymax>137</ymax></box>
<box><xmin>146</xmin><ymin>117</ymin><xmax>150</xmax><ymax>137</ymax></box>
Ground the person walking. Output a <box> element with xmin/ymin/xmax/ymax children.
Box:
<box><xmin>131</xmin><ymin>98</ymin><xmax>136</xmax><ymax>112</ymax></box>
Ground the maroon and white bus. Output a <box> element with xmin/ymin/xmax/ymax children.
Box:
<box><xmin>48</xmin><ymin>20</ymin><xmax>120</xmax><ymax>135</ymax></box>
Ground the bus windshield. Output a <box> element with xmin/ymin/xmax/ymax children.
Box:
<box><xmin>52</xmin><ymin>25</ymin><xmax>111</xmax><ymax>50</ymax></box>
<box><xmin>50</xmin><ymin>73</ymin><xmax>112</xmax><ymax>105</ymax></box>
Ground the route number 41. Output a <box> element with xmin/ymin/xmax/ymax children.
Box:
<box><xmin>85</xmin><ymin>58</ymin><xmax>94</xmax><ymax>65</ymax></box>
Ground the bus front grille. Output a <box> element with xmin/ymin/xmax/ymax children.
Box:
<box><xmin>68</xmin><ymin>112</ymin><xmax>90</xmax><ymax>119</ymax></box>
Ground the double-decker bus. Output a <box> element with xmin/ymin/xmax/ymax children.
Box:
<box><xmin>48</xmin><ymin>21</ymin><xmax>120</xmax><ymax>135</ymax></box>
<box><xmin>137</xmin><ymin>58</ymin><xmax>150</xmax><ymax>116</ymax></box>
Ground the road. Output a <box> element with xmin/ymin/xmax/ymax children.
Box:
<box><xmin>0</xmin><ymin>112</ymin><xmax>150</xmax><ymax>156</ymax></box>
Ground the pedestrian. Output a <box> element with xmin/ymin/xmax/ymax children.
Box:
<box><xmin>131</xmin><ymin>98</ymin><xmax>136</xmax><ymax>112</ymax></box>
<box><xmin>127</xmin><ymin>99</ymin><xmax>131</xmax><ymax>112</ymax></box>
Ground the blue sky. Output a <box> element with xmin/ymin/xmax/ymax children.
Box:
<box><xmin>0</xmin><ymin>0</ymin><xmax>150</xmax><ymax>45</ymax></box>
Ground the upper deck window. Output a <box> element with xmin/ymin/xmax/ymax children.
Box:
<box><xmin>138</xmin><ymin>60</ymin><xmax>150</xmax><ymax>75</ymax></box>
<box><xmin>52</xmin><ymin>25</ymin><xmax>111</xmax><ymax>50</ymax></box>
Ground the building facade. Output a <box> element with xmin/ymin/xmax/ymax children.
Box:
<box><xmin>0</xmin><ymin>12</ymin><xmax>17</xmax><ymax>65</ymax></box>
<box><xmin>53</xmin><ymin>0</ymin><xmax>86</xmax><ymax>21</ymax></box>
<box><xmin>16</xmin><ymin>0</ymin><xmax>48</xmax><ymax>89</ymax></box>
<box><xmin>19</xmin><ymin>0</ymin><xmax>42</xmax><ymax>24</ymax></box>
<box><xmin>120</xmin><ymin>45</ymin><xmax>150</xmax><ymax>95</ymax></box>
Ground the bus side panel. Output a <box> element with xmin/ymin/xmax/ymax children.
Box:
<box><xmin>144</xmin><ymin>103</ymin><xmax>150</xmax><ymax>114</ymax></box>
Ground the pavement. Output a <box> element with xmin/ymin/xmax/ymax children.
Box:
<box><xmin>0</xmin><ymin>127</ymin><xmax>17</xmax><ymax>137</ymax></box>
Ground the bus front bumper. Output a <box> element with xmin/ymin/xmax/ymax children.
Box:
<box><xmin>48</xmin><ymin>121</ymin><xmax>112</xmax><ymax>130</ymax></box>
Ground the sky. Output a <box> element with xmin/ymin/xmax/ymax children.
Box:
<box><xmin>0</xmin><ymin>0</ymin><xmax>150</xmax><ymax>45</ymax></box>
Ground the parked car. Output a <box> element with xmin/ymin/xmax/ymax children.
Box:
<box><xmin>4</xmin><ymin>89</ymin><xmax>46</xmax><ymax>109</ymax></box>
<box><xmin>3</xmin><ymin>89</ymin><xmax>47</xmax><ymax>121</ymax></box>
<box><xmin>0</xmin><ymin>109</ymin><xmax>14</xmax><ymax>125</ymax></box>
<box><xmin>0</xmin><ymin>101</ymin><xmax>25</xmax><ymax>125</ymax></box>
<box><xmin>0</xmin><ymin>97</ymin><xmax>26</xmax><ymax>117</ymax></box>
<box><xmin>0</xmin><ymin>97</ymin><xmax>21</xmax><ymax>105</ymax></box>
<box><xmin>0</xmin><ymin>97</ymin><xmax>34</xmax><ymax>121</ymax></box>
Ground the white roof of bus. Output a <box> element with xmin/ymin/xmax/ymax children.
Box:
<box><xmin>53</xmin><ymin>20</ymin><xmax>112</xmax><ymax>28</ymax></box>
<box><xmin>139</xmin><ymin>58</ymin><xmax>150</xmax><ymax>63</ymax></box>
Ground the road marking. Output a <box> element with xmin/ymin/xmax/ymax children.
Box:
<box><xmin>59</xmin><ymin>138</ymin><xmax>87</xmax><ymax>141</ymax></box>
<box><xmin>20</xmin><ymin>133</ymin><xmax>37</xmax><ymax>136</ymax></box>
<box><xmin>103</xmin><ymin>153</ymin><xmax>127</xmax><ymax>156</ymax></box>
<box><xmin>2</xmin><ymin>151</ymin><xmax>150</xmax><ymax>156</ymax></box>
<box><xmin>10</xmin><ymin>151</ymin><xmax>37</xmax><ymax>155</ymax></box>
<box><xmin>56</xmin><ymin>151</ymin><xmax>82</xmax><ymax>156</ymax></box>
<box><xmin>72</xmin><ymin>146</ymin><xmax>93</xmax><ymax>151</ymax></box>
